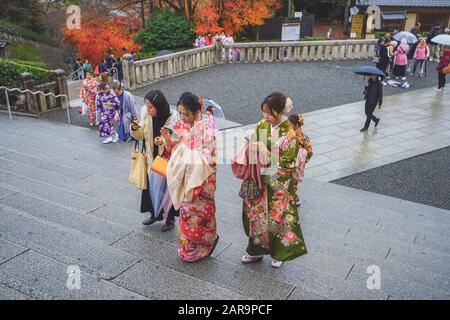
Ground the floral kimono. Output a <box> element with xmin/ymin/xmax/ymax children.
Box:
<box><xmin>96</xmin><ymin>90</ymin><xmax>120</xmax><ymax>138</ymax></box>
<box><xmin>168</xmin><ymin>117</ymin><xmax>218</xmax><ymax>262</ymax></box>
<box><xmin>293</xmin><ymin>127</ymin><xmax>314</xmax><ymax>201</ymax></box>
<box><xmin>242</xmin><ymin>118</ymin><xmax>307</xmax><ymax>261</ymax></box>
<box><xmin>80</xmin><ymin>78</ymin><xmax>99</xmax><ymax>125</ymax></box>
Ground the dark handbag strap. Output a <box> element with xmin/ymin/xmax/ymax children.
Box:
<box><xmin>134</xmin><ymin>139</ymin><xmax>146</xmax><ymax>153</ymax></box>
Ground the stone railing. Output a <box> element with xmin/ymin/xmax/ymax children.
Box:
<box><xmin>123</xmin><ymin>39</ymin><xmax>377</xmax><ymax>90</ymax></box>
<box><xmin>0</xmin><ymin>70</ymin><xmax>69</xmax><ymax>116</ymax></box>
<box><xmin>123</xmin><ymin>46</ymin><xmax>218</xmax><ymax>90</ymax></box>
<box><xmin>222</xmin><ymin>39</ymin><xmax>378</xmax><ymax>63</ymax></box>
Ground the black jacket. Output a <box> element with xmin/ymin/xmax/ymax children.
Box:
<box><xmin>364</xmin><ymin>79</ymin><xmax>383</xmax><ymax>106</ymax></box>
<box><xmin>427</xmin><ymin>27</ymin><xmax>443</xmax><ymax>44</ymax></box>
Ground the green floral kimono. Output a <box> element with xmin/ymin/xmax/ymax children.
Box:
<box><xmin>243</xmin><ymin>118</ymin><xmax>307</xmax><ymax>261</ymax></box>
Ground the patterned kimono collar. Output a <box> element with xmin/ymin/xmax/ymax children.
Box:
<box><xmin>270</xmin><ymin>115</ymin><xmax>288</xmax><ymax>131</ymax></box>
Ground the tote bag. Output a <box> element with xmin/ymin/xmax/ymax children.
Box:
<box><xmin>129</xmin><ymin>139</ymin><xmax>147</xmax><ymax>190</ymax></box>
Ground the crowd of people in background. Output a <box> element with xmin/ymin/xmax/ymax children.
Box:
<box><xmin>193</xmin><ymin>32</ymin><xmax>240</xmax><ymax>63</ymax></box>
<box><xmin>373</xmin><ymin>22</ymin><xmax>448</xmax><ymax>91</ymax></box>
<box><xmin>72</xmin><ymin>53</ymin><xmax>125</xmax><ymax>84</ymax></box>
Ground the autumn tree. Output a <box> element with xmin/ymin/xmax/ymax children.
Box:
<box><xmin>64</xmin><ymin>11</ymin><xmax>141</xmax><ymax>64</ymax></box>
<box><xmin>194</xmin><ymin>0</ymin><xmax>282</xmax><ymax>36</ymax></box>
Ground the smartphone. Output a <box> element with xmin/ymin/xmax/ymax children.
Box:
<box><xmin>163</xmin><ymin>126</ymin><xmax>178</xmax><ymax>139</ymax></box>
<box><xmin>127</xmin><ymin>116</ymin><xmax>140</xmax><ymax>127</ymax></box>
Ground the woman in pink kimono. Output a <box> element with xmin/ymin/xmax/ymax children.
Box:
<box><xmin>79</xmin><ymin>71</ymin><xmax>99</xmax><ymax>126</ymax></box>
<box><xmin>164</xmin><ymin>92</ymin><xmax>219</xmax><ymax>262</ymax></box>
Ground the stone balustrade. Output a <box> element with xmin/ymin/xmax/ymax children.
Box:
<box><xmin>222</xmin><ymin>39</ymin><xmax>378</xmax><ymax>63</ymax></box>
<box><xmin>123</xmin><ymin>39</ymin><xmax>377</xmax><ymax>90</ymax></box>
<box><xmin>123</xmin><ymin>46</ymin><xmax>217</xmax><ymax>90</ymax></box>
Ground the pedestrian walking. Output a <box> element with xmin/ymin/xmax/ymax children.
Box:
<box><xmin>376</xmin><ymin>38</ymin><xmax>389</xmax><ymax>84</ymax></box>
<box><xmin>112</xmin><ymin>80</ymin><xmax>138</xmax><ymax>142</ymax></box>
<box><xmin>436</xmin><ymin>48</ymin><xmax>450</xmax><ymax>92</ymax></box>
<box><xmin>360</xmin><ymin>74</ymin><xmax>382</xmax><ymax>132</ymax></box>
<box><xmin>130</xmin><ymin>90</ymin><xmax>179</xmax><ymax>231</ymax></box>
<box><xmin>410</xmin><ymin>39</ymin><xmax>429</xmax><ymax>78</ymax></box>
<box><xmin>393</xmin><ymin>39</ymin><xmax>409</xmax><ymax>80</ymax></box>
<box><xmin>165</xmin><ymin>92</ymin><xmax>219</xmax><ymax>262</ymax></box>
<box><xmin>79</xmin><ymin>71</ymin><xmax>99</xmax><ymax>126</ymax></box>
<box><xmin>82</xmin><ymin>59</ymin><xmax>92</xmax><ymax>78</ymax></box>
<box><xmin>96</xmin><ymin>83</ymin><xmax>120</xmax><ymax>144</ymax></box>
<box><xmin>235</xmin><ymin>92</ymin><xmax>307</xmax><ymax>268</ymax></box>
<box><xmin>427</xmin><ymin>23</ymin><xmax>444</xmax><ymax>61</ymax></box>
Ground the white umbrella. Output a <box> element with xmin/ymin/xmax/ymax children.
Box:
<box><xmin>393</xmin><ymin>31</ymin><xmax>418</xmax><ymax>44</ymax></box>
<box><xmin>431</xmin><ymin>34</ymin><xmax>450</xmax><ymax>46</ymax></box>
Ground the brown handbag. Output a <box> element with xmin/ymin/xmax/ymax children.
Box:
<box><xmin>129</xmin><ymin>139</ymin><xmax>147</xmax><ymax>190</ymax></box>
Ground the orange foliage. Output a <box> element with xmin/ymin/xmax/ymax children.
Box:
<box><xmin>64</xmin><ymin>12</ymin><xmax>141</xmax><ymax>64</ymax></box>
<box><xmin>194</xmin><ymin>0</ymin><xmax>282</xmax><ymax>36</ymax></box>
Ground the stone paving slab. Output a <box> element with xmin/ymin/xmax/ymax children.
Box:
<box><xmin>0</xmin><ymin>251</ymin><xmax>146</xmax><ymax>300</ymax></box>
<box><xmin>0</xmin><ymin>238</ymin><xmax>28</xmax><ymax>265</ymax></box>
<box><xmin>0</xmin><ymin>284</ymin><xmax>32</xmax><ymax>300</ymax></box>
<box><xmin>0</xmin><ymin>205</ymin><xmax>139</xmax><ymax>280</ymax></box>
<box><xmin>0</xmin><ymin>193</ymin><xmax>132</xmax><ymax>246</ymax></box>
<box><xmin>112</xmin><ymin>231</ymin><xmax>295</xmax><ymax>300</ymax></box>
<box><xmin>112</xmin><ymin>259</ymin><xmax>244</xmax><ymax>300</ymax></box>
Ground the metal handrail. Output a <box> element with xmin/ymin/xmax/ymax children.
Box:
<box><xmin>68</xmin><ymin>66</ymin><xmax>84</xmax><ymax>81</ymax></box>
<box><xmin>0</xmin><ymin>86</ymin><xmax>71</xmax><ymax>125</ymax></box>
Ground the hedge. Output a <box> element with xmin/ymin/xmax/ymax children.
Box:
<box><xmin>9</xmin><ymin>43</ymin><xmax>45</xmax><ymax>63</ymax></box>
<box><xmin>0</xmin><ymin>59</ymin><xmax>55</xmax><ymax>88</ymax></box>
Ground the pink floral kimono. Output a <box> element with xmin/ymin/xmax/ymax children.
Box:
<box><xmin>167</xmin><ymin>117</ymin><xmax>218</xmax><ymax>262</ymax></box>
<box><xmin>80</xmin><ymin>78</ymin><xmax>99</xmax><ymax>125</ymax></box>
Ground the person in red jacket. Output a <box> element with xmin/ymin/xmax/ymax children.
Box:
<box><xmin>436</xmin><ymin>48</ymin><xmax>450</xmax><ymax>92</ymax></box>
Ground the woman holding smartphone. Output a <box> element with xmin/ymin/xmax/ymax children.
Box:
<box><xmin>130</xmin><ymin>90</ymin><xmax>178</xmax><ymax>231</ymax></box>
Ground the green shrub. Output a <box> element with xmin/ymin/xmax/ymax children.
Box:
<box><xmin>303</xmin><ymin>36</ymin><xmax>327</xmax><ymax>41</ymax></box>
<box><xmin>420</xmin><ymin>32</ymin><xmax>429</xmax><ymax>38</ymax></box>
<box><xmin>374</xmin><ymin>32</ymin><xmax>385</xmax><ymax>39</ymax></box>
<box><xmin>0</xmin><ymin>19</ymin><xmax>55</xmax><ymax>46</ymax></box>
<box><xmin>0</xmin><ymin>59</ymin><xmax>54</xmax><ymax>88</ymax></box>
<box><xmin>9</xmin><ymin>43</ymin><xmax>45</xmax><ymax>63</ymax></box>
<box><xmin>135</xmin><ymin>9</ymin><xmax>194</xmax><ymax>51</ymax></box>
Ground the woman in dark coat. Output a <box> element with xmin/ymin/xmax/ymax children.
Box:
<box><xmin>376</xmin><ymin>39</ymin><xmax>390</xmax><ymax>77</ymax></box>
<box><xmin>361</xmin><ymin>74</ymin><xmax>383</xmax><ymax>132</ymax></box>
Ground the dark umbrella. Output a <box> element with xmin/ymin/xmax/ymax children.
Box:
<box><xmin>353</xmin><ymin>66</ymin><xmax>385</xmax><ymax>77</ymax></box>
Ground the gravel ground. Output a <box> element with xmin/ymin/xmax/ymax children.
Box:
<box><xmin>41</xmin><ymin>58</ymin><xmax>439</xmax><ymax>127</ymax></box>
<box><xmin>332</xmin><ymin>146</ymin><xmax>450</xmax><ymax>210</ymax></box>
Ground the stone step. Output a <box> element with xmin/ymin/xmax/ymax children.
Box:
<box><xmin>0</xmin><ymin>238</ymin><xmax>28</xmax><ymax>265</ymax></box>
<box><xmin>0</xmin><ymin>284</ymin><xmax>32</xmax><ymax>300</ymax></box>
<box><xmin>0</xmin><ymin>250</ymin><xmax>146</xmax><ymax>300</ymax></box>
<box><xmin>305</xmin><ymin>178</ymin><xmax>450</xmax><ymax>222</ymax></box>
<box><xmin>111</xmin><ymin>258</ymin><xmax>245</xmax><ymax>300</ymax></box>
<box><xmin>111</xmin><ymin>231</ymin><xmax>296</xmax><ymax>300</ymax></box>
<box><xmin>212</xmin><ymin>203</ymin><xmax>450</xmax><ymax>294</ymax></box>
<box><xmin>0</xmin><ymin>192</ymin><xmax>132</xmax><ymax>246</ymax></box>
<box><xmin>0</xmin><ymin>205</ymin><xmax>139</xmax><ymax>280</ymax></box>
<box><xmin>302</xmin><ymin>181</ymin><xmax>450</xmax><ymax>231</ymax></box>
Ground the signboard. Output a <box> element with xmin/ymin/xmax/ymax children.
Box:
<box><xmin>351</xmin><ymin>13</ymin><xmax>364</xmax><ymax>39</ymax></box>
<box><xmin>282</xmin><ymin>23</ymin><xmax>301</xmax><ymax>41</ymax></box>
<box><xmin>295</xmin><ymin>12</ymin><xmax>302</xmax><ymax>19</ymax></box>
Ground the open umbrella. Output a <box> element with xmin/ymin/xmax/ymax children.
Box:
<box><xmin>353</xmin><ymin>66</ymin><xmax>385</xmax><ymax>77</ymax></box>
<box><xmin>393</xmin><ymin>31</ymin><xmax>418</xmax><ymax>44</ymax></box>
<box><xmin>431</xmin><ymin>34</ymin><xmax>450</xmax><ymax>46</ymax></box>
<box><xmin>203</xmin><ymin>98</ymin><xmax>225</xmax><ymax>119</ymax></box>
<box><xmin>148</xmin><ymin>171</ymin><xmax>168</xmax><ymax>219</ymax></box>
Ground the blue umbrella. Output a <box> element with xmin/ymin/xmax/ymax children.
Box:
<box><xmin>353</xmin><ymin>66</ymin><xmax>385</xmax><ymax>77</ymax></box>
<box><xmin>393</xmin><ymin>31</ymin><xmax>418</xmax><ymax>44</ymax></box>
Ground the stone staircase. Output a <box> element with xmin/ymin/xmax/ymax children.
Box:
<box><xmin>0</xmin><ymin>114</ymin><xmax>449</xmax><ymax>300</ymax></box>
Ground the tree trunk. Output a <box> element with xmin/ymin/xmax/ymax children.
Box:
<box><xmin>140</xmin><ymin>0</ymin><xmax>145</xmax><ymax>27</ymax></box>
<box><xmin>344</xmin><ymin>0</ymin><xmax>352</xmax><ymax>35</ymax></box>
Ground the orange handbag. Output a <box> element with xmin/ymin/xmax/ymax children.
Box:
<box><xmin>151</xmin><ymin>156</ymin><xmax>168</xmax><ymax>177</ymax></box>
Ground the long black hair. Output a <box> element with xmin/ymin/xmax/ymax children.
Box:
<box><xmin>145</xmin><ymin>90</ymin><xmax>171</xmax><ymax>122</ymax></box>
<box><xmin>177</xmin><ymin>92</ymin><xmax>202</xmax><ymax>115</ymax></box>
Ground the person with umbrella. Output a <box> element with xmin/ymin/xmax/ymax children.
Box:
<box><xmin>436</xmin><ymin>48</ymin><xmax>450</xmax><ymax>92</ymax></box>
<box><xmin>427</xmin><ymin>23</ymin><xmax>444</xmax><ymax>61</ymax></box>
<box><xmin>410</xmin><ymin>39</ymin><xmax>429</xmax><ymax>78</ymax></box>
<box><xmin>393</xmin><ymin>39</ymin><xmax>410</xmax><ymax>80</ymax></box>
<box><xmin>354</xmin><ymin>66</ymin><xmax>383</xmax><ymax>132</ymax></box>
<box><xmin>361</xmin><ymin>74</ymin><xmax>382</xmax><ymax>132</ymax></box>
<box><xmin>130</xmin><ymin>90</ymin><xmax>179</xmax><ymax>231</ymax></box>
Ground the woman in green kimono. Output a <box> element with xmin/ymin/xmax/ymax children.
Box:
<box><xmin>241</xmin><ymin>92</ymin><xmax>307</xmax><ymax>268</ymax></box>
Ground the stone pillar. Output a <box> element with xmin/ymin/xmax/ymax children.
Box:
<box><xmin>122</xmin><ymin>54</ymin><xmax>135</xmax><ymax>90</ymax></box>
<box><xmin>21</xmin><ymin>72</ymin><xmax>37</xmax><ymax>114</ymax></box>
<box><xmin>317</xmin><ymin>45</ymin><xmax>324</xmax><ymax>60</ymax></box>
<box><xmin>54</xmin><ymin>69</ymin><xmax>69</xmax><ymax>109</ymax></box>
<box><xmin>215</xmin><ymin>40</ymin><xmax>224</xmax><ymax>64</ymax></box>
